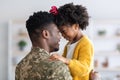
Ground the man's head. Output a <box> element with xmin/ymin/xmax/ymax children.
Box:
<box><xmin>26</xmin><ymin>11</ymin><xmax>61</xmax><ymax>52</ymax></box>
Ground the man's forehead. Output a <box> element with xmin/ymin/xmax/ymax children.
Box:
<box><xmin>49</xmin><ymin>23</ymin><xmax>58</xmax><ymax>30</ymax></box>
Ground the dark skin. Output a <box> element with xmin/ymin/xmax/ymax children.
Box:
<box><xmin>49</xmin><ymin>24</ymin><xmax>83</xmax><ymax>64</ymax></box>
<box><xmin>31</xmin><ymin>23</ymin><xmax>61</xmax><ymax>53</ymax></box>
<box><xmin>59</xmin><ymin>24</ymin><xmax>83</xmax><ymax>44</ymax></box>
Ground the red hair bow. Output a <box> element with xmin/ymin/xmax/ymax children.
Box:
<box><xmin>49</xmin><ymin>6</ymin><xmax>58</xmax><ymax>15</ymax></box>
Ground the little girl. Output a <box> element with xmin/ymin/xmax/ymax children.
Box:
<box><xmin>49</xmin><ymin>3</ymin><xmax>94</xmax><ymax>80</ymax></box>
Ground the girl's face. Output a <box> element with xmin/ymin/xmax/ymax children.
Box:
<box><xmin>59</xmin><ymin>24</ymin><xmax>79</xmax><ymax>42</ymax></box>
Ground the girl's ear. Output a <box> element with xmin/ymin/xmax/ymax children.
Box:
<box><xmin>42</xmin><ymin>30</ymin><xmax>50</xmax><ymax>39</ymax></box>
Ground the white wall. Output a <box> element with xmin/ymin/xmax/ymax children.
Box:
<box><xmin>0</xmin><ymin>23</ymin><xmax>8</xmax><ymax>80</ymax></box>
<box><xmin>0</xmin><ymin>0</ymin><xmax>120</xmax><ymax>22</ymax></box>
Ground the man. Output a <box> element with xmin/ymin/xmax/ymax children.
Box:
<box><xmin>15</xmin><ymin>11</ymin><xmax>72</xmax><ymax>80</ymax></box>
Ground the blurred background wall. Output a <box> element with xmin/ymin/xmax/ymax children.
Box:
<box><xmin>0</xmin><ymin>0</ymin><xmax>120</xmax><ymax>80</ymax></box>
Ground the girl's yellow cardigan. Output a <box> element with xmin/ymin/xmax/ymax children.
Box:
<box><xmin>63</xmin><ymin>36</ymin><xmax>94</xmax><ymax>80</ymax></box>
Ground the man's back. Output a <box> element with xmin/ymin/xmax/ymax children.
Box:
<box><xmin>15</xmin><ymin>47</ymin><xmax>72</xmax><ymax>80</ymax></box>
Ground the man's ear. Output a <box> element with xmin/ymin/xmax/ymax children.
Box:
<box><xmin>72</xmin><ymin>24</ymin><xmax>79</xmax><ymax>30</ymax></box>
<box><xmin>42</xmin><ymin>30</ymin><xmax>50</xmax><ymax>39</ymax></box>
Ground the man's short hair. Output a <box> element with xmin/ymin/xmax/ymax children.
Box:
<box><xmin>26</xmin><ymin>11</ymin><xmax>55</xmax><ymax>37</ymax></box>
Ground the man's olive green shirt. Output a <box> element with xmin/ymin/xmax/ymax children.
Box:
<box><xmin>15</xmin><ymin>47</ymin><xmax>72</xmax><ymax>80</ymax></box>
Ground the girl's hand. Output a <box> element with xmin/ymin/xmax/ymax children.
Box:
<box><xmin>49</xmin><ymin>54</ymin><xmax>70</xmax><ymax>65</ymax></box>
<box><xmin>49</xmin><ymin>54</ymin><xmax>60</xmax><ymax>60</ymax></box>
<box><xmin>90</xmin><ymin>70</ymin><xmax>101</xmax><ymax>80</ymax></box>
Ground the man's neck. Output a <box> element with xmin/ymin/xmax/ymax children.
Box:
<box><xmin>32</xmin><ymin>41</ymin><xmax>50</xmax><ymax>53</ymax></box>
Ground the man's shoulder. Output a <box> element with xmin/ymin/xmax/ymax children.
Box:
<box><xmin>42</xmin><ymin>60</ymin><xmax>72</xmax><ymax>80</ymax></box>
<box><xmin>15</xmin><ymin>59</ymin><xmax>72</xmax><ymax>80</ymax></box>
<box><xmin>39</xmin><ymin>60</ymin><xmax>70</xmax><ymax>74</ymax></box>
<box><xmin>47</xmin><ymin>60</ymin><xmax>70</xmax><ymax>74</ymax></box>
<box><xmin>49</xmin><ymin>60</ymin><xmax>66</xmax><ymax>66</ymax></box>
<box><xmin>46</xmin><ymin>60</ymin><xmax>68</xmax><ymax>68</ymax></box>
